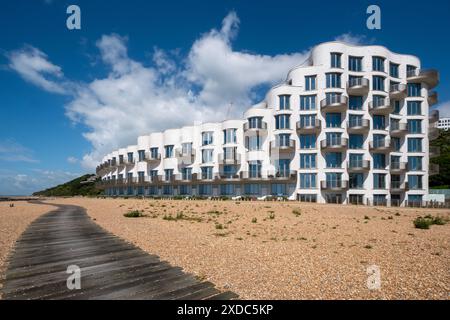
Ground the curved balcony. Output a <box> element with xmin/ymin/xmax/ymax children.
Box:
<box><xmin>218</xmin><ymin>173</ymin><xmax>240</xmax><ymax>181</ymax></box>
<box><xmin>429</xmin><ymin>163</ymin><xmax>439</xmax><ymax>176</ymax></box>
<box><xmin>407</xmin><ymin>69</ymin><xmax>439</xmax><ymax>89</ymax></box>
<box><xmin>390</xmin><ymin>162</ymin><xmax>408</xmax><ymax>173</ymax></box>
<box><xmin>429</xmin><ymin>109</ymin><xmax>439</xmax><ymax>124</ymax></box>
<box><xmin>270</xmin><ymin>139</ymin><xmax>296</xmax><ymax>154</ymax></box>
<box><xmin>320</xmin><ymin>95</ymin><xmax>348</xmax><ymax>112</ymax></box>
<box><xmin>320</xmin><ymin>137</ymin><xmax>348</xmax><ymax>151</ymax></box>
<box><xmin>347</xmin><ymin>78</ymin><xmax>369</xmax><ymax>95</ymax></box>
<box><xmin>267</xmin><ymin>170</ymin><xmax>297</xmax><ymax>181</ymax></box>
<box><xmin>430</xmin><ymin>146</ymin><xmax>440</xmax><ymax>158</ymax></box>
<box><xmin>240</xmin><ymin>171</ymin><xmax>263</xmax><ymax>180</ymax></box>
<box><xmin>369</xmin><ymin>98</ymin><xmax>392</xmax><ymax>115</ymax></box>
<box><xmin>176</xmin><ymin>149</ymin><xmax>196</xmax><ymax>165</ymax></box>
<box><xmin>296</xmin><ymin>119</ymin><xmax>321</xmax><ymax>133</ymax></box>
<box><xmin>428</xmin><ymin>91</ymin><xmax>438</xmax><ymax>106</ymax></box>
<box><xmin>389</xmin><ymin>83</ymin><xmax>407</xmax><ymax>99</ymax></box>
<box><xmin>244</xmin><ymin>121</ymin><xmax>268</xmax><ymax>135</ymax></box>
<box><xmin>429</xmin><ymin>126</ymin><xmax>439</xmax><ymax>141</ymax></box>
<box><xmin>320</xmin><ymin>180</ymin><xmax>348</xmax><ymax>191</ymax></box>
<box><xmin>347</xmin><ymin>119</ymin><xmax>370</xmax><ymax>133</ymax></box>
<box><xmin>144</xmin><ymin>152</ymin><xmax>161</xmax><ymax>163</ymax></box>
<box><xmin>390</xmin><ymin>182</ymin><xmax>409</xmax><ymax>193</ymax></box>
<box><xmin>347</xmin><ymin>160</ymin><xmax>370</xmax><ymax>172</ymax></box>
<box><xmin>369</xmin><ymin>140</ymin><xmax>393</xmax><ymax>152</ymax></box>
<box><xmin>218</xmin><ymin>153</ymin><xmax>241</xmax><ymax>165</ymax></box>
<box><xmin>389</xmin><ymin>122</ymin><xmax>407</xmax><ymax>137</ymax></box>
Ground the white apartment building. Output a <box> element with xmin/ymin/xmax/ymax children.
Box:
<box><xmin>437</xmin><ymin>117</ymin><xmax>450</xmax><ymax>131</ymax></box>
<box><xmin>96</xmin><ymin>41</ymin><xmax>439</xmax><ymax>206</ymax></box>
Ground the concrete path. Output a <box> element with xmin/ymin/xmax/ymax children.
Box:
<box><xmin>1</xmin><ymin>202</ymin><xmax>237</xmax><ymax>300</ymax></box>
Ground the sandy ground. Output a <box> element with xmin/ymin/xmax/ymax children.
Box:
<box><xmin>28</xmin><ymin>197</ymin><xmax>448</xmax><ymax>300</ymax></box>
<box><xmin>0</xmin><ymin>201</ymin><xmax>56</xmax><ymax>297</ymax></box>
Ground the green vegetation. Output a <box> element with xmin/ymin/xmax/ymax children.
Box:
<box><xmin>429</xmin><ymin>130</ymin><xmax>450</xmax><ymax>188</ymax></box>
<box><xmin>413</xmin><ymin>215</ymin><xmax>447</xmax><ymax>229</ymax></box>
<box><xmin>123</xmin><ymin>210</ymin><xmax>144</xmax><ymax>218</ymax></box>
<box><xmin>251</xmin><ymin>217</ymin><xmax>257</xmax><ymax>223</ymax></box>
<box><xmin>292</xmin><ymin>209</ymin><xmax>301</xmax><ymax>217</ymax></box>
<box><xmin>33</xmin><ymin>174</ymin><xmax>101</xmax><ymax>197</ymax></box>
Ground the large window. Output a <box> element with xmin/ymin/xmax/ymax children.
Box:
<box><xmin>199</xmin><ymin>184</ymin><xmax>212</xmax><ymax>195</ymax></box>
<box><xmin>164</xmin><ymin>145</ymin><xmax>174</xmax><ymax>158</ymax></box>
<box><xmin>138</xmin><ymin>150</ymin><xmax>145</xmax><ymax>162</ymax></box>
<box><xmin>408</xmin><ymin>175</ymin><xmax>423</xmax><ymax>190</ymax></box>
<box><xmin>330</xmin><ymin>52</ymin><xmax>342</xmax><ymax>68</ymax></box>
<box><xmin>223</xmin><ymin>128</ymin><xmax>237</xmax><ymax>144</ymax></box>
<box><xmin>275</xmin><ymin>114</ymin><xmax>291</xmax><ymax>129</ymax></box>
<box><xmin>305</xmin><ymin>75</ymin><xmax>316</xmax><ymax>91</ymax></box>
<box><xmin>201</xmin><ymin>167</ymin><xmax>213</xmax><ymax>180</ymax></box>
<box><xmin>326</xmin><ymin>73</ymin><xmax>341</xmax><ymax>88</ymax></box>
<box><xmin>349</xmin><ymin>114</ymin><xmax>363</xmax><ymax>127</ymax></box>
<box><xmin>325</xmin><ymin>152</ymin><xmax>342</xmax><ymax>168</ymax></box>
<box><xmin>391</xmin><ymin>137</ymin><xmax>401</xmax><ymax>152</ymax></box>
<box><xmin>271</xmin><ymin>183</ymin><xmax>287</xmax><ymax>196</ymax></box>
<box><xmin>349</xmin><ymin>134</ymin><xmax>363</xmax><ymax>149</ymax></box>
<box><xmin>325</xmin><ymin>173</ymin><xmax>342</xmax><ymax>188</ymax></box>
<box><xmin>248</xmin><ymin>161</ymin><xmax>262</xmax><ymax>178</ymax></box>
<box><xmin>349</xmin><ymin>173</ymin><xmax>364</xmax><ymax>189</ymax></box>
<box><xmin>220</xmin><ymin>184</ymin><xmax>235</xmax><ymax>195</ymax></box>
<box><xmin>407</xmin><ymin>101</ymin><xmax>422</xmax><ymax>115</ymax></box>
<box><xmin>300</xmin><ymin>95</ymin><xmax>316</xmax><ymax>110</ymax></box>
<box><xmin>300</xmin><ymin>173</ymin><xmax>317</xmax><ymax>189</ymax></box>
<box><xmin>348</xmin><ymin>56</ymin><xmax>362</xmax><ymax>72</ymax></box>
<box><xmin>300</xmin><ymin>153</ymin><xmax>316</xmax><ymax>169</ymax></box>
<box><xmin>300</xmin><ymin>114</ymin><xmax>316</xmax><ymax>127</ymax></box>
<box><xmin>279</xmin><ymin>95</ymin><xmax>291</xmax><ymax>110</ymax></box>
<box><xmin>407</xmin><ymin>83</ymin><xmax>421</xmax><ymax>97</ymax></box>
<box><xmin>408</xmin><ymin>119</ymin><xmax>422</xmax><ymax>134</ymax></box>
<box><xmin>372</xmin><ymin>76</ymin><xmax>385</xmax><ymax>91</ymax></box>
<box><xmin>201</xmin><ymin>149</ymin><xmax>213</xmax><ymax>163</ymax></box>
<box><xmin>277</xmin><ymin>133</ymin><xmax>291</xmax><ymax>147</ymax></box>
<box><xmin>202</xmin><ymin>131</ymin><xmax>214</xmax><ymax>146</ymax></box>
<box><xmin>248</xmin><ymin>117</ymin><xmax>263</xmax><ymax>129</ymax></box>
<box><xmin>181</xmin><ymin>168</ymin><xmax>192</xmax><ymax>180</ymax></box>
<box><xmin>246</xmin><ymin>135</ymin><xmax>261</xmax><ymax>151</ymax></box>
<box><xmin>275</xmin><ymin>159</ymin><xmax>291</xmax><ymax>176</ymax></box>
<box><xmin>373</xmin><ymin>153</ymin><xmax>386</xmax><ymax>169</ymax></box>
<box><xmin>244</xmin><ymin>184</ymin><xmax>261</xmax><ymax>195</ymax></box>
<box><xmin>349</xmin><ymin>96</ymin><xmax>363</xmax><ymax>110</ymax></box>
<box><xmin>373</xmin><ymin>115</ymin><xmax>386</xmax><ymax>130</ymax></box>
<box><xmin>372</xmin><ymin>56</ymin><xmax>385</xmax><ymax>72</ymax></box>
<box><xmin>407</xmin><ymin>138</ymin><xmax>422</xmax><ymax>152</ymax></box>
<box><xmin>349</xmin><ymin>153</ymin><xmax>363</xmax><ymax>168</ymax></box>
<box><xmin>181</xmin><ymin>142</ymin><xmax>192</xmax><ymax>154</ymax></box>
<box><xmin>299</xmin><ymin>134</ymin><xmax>316</xmax><ymax>149</ymax></box>
<box><xmin>325</xmin><ymin>113</ymin><xmax>341</xmax><ymax>128</ymax></box>
<box><xmin>392</xmin><ymin>100</ymin><xmax>401</xmax><ymax>114</ymax></box>
<box><xmin>389</xmin><ymin>62</ymin><xmax>399</xmax><ymax>78</ymax></box>
<box><xmin>373</xmin><ymin>173</ymin><xmax>386</xmax><ymax>189</ymax></box>
<box><xmin>408</xmin><ymin>156</ymin><xmax>422</xmax><ymax>171</ymax></box>
<box><xmin>164</xmin><ymin>169</ymin><xmax>174</xmax><ymax>181</ymax></box>
<box><xmin>150</xmin><ymin>147</ymin><xmax>159</xmax><ymax>159</ymax></box>
<box><xmin>127</xmin><ymin>152</ymin><xmax>134</xmax><ymax>163</ymax></box>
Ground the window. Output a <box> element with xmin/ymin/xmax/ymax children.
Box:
<box><xmin>326</xmin><ymin>132</ymin><xmax>342</xmax><ymax>145</ymax></box>
<box><xmin>244</xmin><ymin>184</ymin><xmax>261</xmax><ymax>195</ymax></box>
<box><xmin>372</xmin><ymin>134</ymin><xmax>387</xmax><ymax>148</ymax></box>
<box><xmin>373</xmin><ymin>115</ymin><xmax>386</xmax><ymax>130</ymax></box>
<box><xmin>373</xmin><ymin>194</ymin><xmax>387</xmax><ymax>205</ymax></box>
<box><xmin>246</xmin><ymin>135</ymin><xmax>261</xmax><ymax>151</ymax></box>
<box><xmin>408</xmin><ymin>194</ymin><xmax>423</xmax><ymax>205</ymax></box>
<box><xmin>349</xmin><ymin>114</ymin><xmax>363</xmax><ymax>127</ymax></box>
<box><xmin>279</xmin><ymin>95</ymin><xmax>291</xmax><ymax>110</ymax></box>
<box><xmin>202</xmin><ymin>131</ymin><xmax>214</xmax><ymax>146</ymax></box>
<box><xmin>373</xmin><ymin>173</ymin><xmax>386</xmax><ymax>189</ymax></box>
<box><xmin>331</xmin><ymin>52</ymin><xmax>342</xmax><ymax>68</ymax></box>
<box><xmin>271</xmin><ymin>183</ymin><xmax>287</xmax><ymax>196</ymax></box>
<box><xmin>325</xmin><ymin>172</ymin><xmax>342</xmax><ymax>188</ymax></box>
<box><xmin>325</xmin><ymin>113</ymin><xmax>341</xmax><ymax>128</ymax></box>
<box><xmin>372</xmin><ymin>95</ymin><xmax>387</xmax><ymax>107</ymax></box>
<box><xmin>127</xmin><ymin>152</ymin><xmax>134</xmax><ymax>163</ymax></box>
<box><xmin>408</xmin><ymin>138</ymin><xmax>422</xmax><ymax>152</ymax></box>
<box><xmin>348</xmin><ymin>75</ymin><xmax>363</xmax><ymax>87</ymax></box>
<box><xmin>199</xmin><ymin>184</ymin><xmax>212</xmax><ymax>195</ymax></box>
<box><xmin>389</xmin><ymin>62</ymin><xmax>399</xmax><ymax>78</ymax></box>
<box><xmin>182</xmin><ymin>142</ymin><xmax>192</xmax><ymax>154</ymax></box>
<box><xmin>277</xmin><ymin>133</ymin><xmax>291</xmax><ymax>147</ymax></box>
<box><xmin>220</xmin><ymin>184</ymin><xmax>235</xmax><ymax>195</ymax></box>
<box><xmin>276</xmin><ymin>159</ymin><xmax>290</xmax><ymax>176</ymax></box>
<box><xmin>298</xmin><ymin>194</ymin><xmax>317</xmax><ymax>202</ymax></box>
<box><xmin>150</xmin><ymin>147</ymin><xmax>159</xmax><ymax>159</ymax></box>
<box><xmin>372</xmin><ymin>56</ymin><xmax>385</xmax><ymax>72</ymax></box>
<box><xmin>325</xmin><ymin>152</ymin><xmax>342</xmax><ymax>168</ymax></box>
<box><xmin>164</xmin><ymin>145</ymin><xmax>174</xmax><ymax>158</ymax></box>
<box><xmin>326</xmin><ymin>73</ymin><xmax>341</xmax><ymax>88</ymax></box>
<box><xmin>181</xmin><ymin>168</ymin><xmax>192</xmax><ymax>180</ymax></box>
<box><xmin>300</xmin><ymin>95</ymin><xmax>316</xmax><ymax>110</ymax></box>
<box><xmin>348</xmin><ymin>56</ymin><xmax>362</xmax><ymax>72</ymax></box>
<box><xmin>408</xmin><ymin>119</ymin><xmax>422</xmax><ymax>134</ymax></box>
<box><xmin>407</xmin><ymin>101</ymin><xmax>421</xmax><ymax>115</ymax></box>
<box><xmin>349</xmin><ymin>96</ymin><xmax>363</xmax><ymax>110</ymax></box>
<box><xmin>137</xmin><ymin>171</ymin><xmax>145</xmax><ymax>182</ymax></box>
<box><xmin>406</xmin><ymin>65</ymin><xmax>417</xmax><ymax>77</ymax></box>
<box><xmin>349</xmin><ymin>153</ymin><xmax>363</xmax><ymax>168</ymax></box>
<box><xmin>248</xmin><ymin>161</ymin><xmax>262</xmax><ymax>178</ymax></box>
<box><xmin>150</xmin><ymin>170</ymin><xmax>158</xmax><ymax>177</ymax></box>
<box><xmin>349</xmin><ymin>173</ymin><xmax>364</xmax><ymax>189</ymax></box>
<box><xmin>300</xmin><ymin>153</ymin><xmax>316</xmax><ymax>169</ymax></box>
<box><xmin>300</xmin><ymin>173</ymin><xmax>317</xmax><ymax>189</ymax></box>
<box><xmin>138</xmin><ymin>150</ymin><xmax>145</xmax><ymax>161</ymax></box>
<box><xmin>201</xmin><ymin>167</ymin><xmax>213</xmax><ymax>180</ymax></box>
<box><xmin>127</xmin><ymin>172</ymin><xmax>133</xmax><ymax>181</ymax></box>
<box><xmin>201</xmin><ymin>149</ymin><xmax>213</xmax><ymax>163</ymax></box>
<box><xmin>223</xmin><ymin>147</ymin><xmax>237</xmax><ymax>160</ymax></box>
<box><xmin>349</xmin><ymin>134</ymin><xmax>363</xmax><ymax>149</ymax></box>
<box><xmin>408</xmin><ymin>156</ymin><xmax>422</xmax><ymax>171</ymax></box>
<box><xmin>164</xmin><ymin>169</ymin><xmax>174</xmax><ymax>181</ymax></box>
<box><xmin>305</xmin><ymin>75</ymin><xmax>316</xmax><ymax>91</ymax></box>
<box><xmin>275</xmin><ymin>114</ymin><xmax>290</xmax><ymax>129</ymax></box>
<box><xmin>179</xmin><ymin>185</ymin><xmax>191</xmax><ymax>195</ymax></box>
<box><xmin>372</xmin><ymin>76</ymin><xmax>385</xmax><ymax>91</ymax></box>
<box><xmin>408</xmin><ymin>175</ymin><xmax>423</xmax><ymax>190</ymax></box>
<box><xmin>300</xmin><ymin>114</ymin><xmax>316</xmax><ymax>127</ymax></box>
<box><xmin>373</xmin><ymin>153</ymin><xmax>386</xmax><ymax>169</ymax></box>
<box><xmin>119</xmin><ymin>155</ymin><xmax>124</xmax><ymax>164</ymax></box>
<box><xmin>248</xmin><ymin>117</ymin><xmax>263</xmax><ymax>129</ymax></box>
<box><xmin>391</xmin><ymin>137</ymin><xmax>401</xmax><ymax>152</ymax></box>
<box><xmin>223</xmin><ymin>128</ymin><xmax>237</xmax><ymax>144</ymax></box>
<box><xmin>299</xmin><ymin>134</ymin><xmax>316</xmax><ymax>149</ymax></box>
<box><xmin>393</xmin><ymin>100</ymin><xmax>401</xmax><ymax>114</ymax></box>
<box><xmin>407</xmin><ymin>83</ymin><xmax>421</xmax><ymax>97</ymax></box>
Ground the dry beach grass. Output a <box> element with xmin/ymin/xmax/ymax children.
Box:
<box><xmin>31</xmin><ymin>197</ymin><xmax>449</xmax><ymax>300</ymax></box>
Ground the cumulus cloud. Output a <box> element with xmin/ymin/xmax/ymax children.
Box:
<box><xmin>334</xmin><ymin>33</ymin><xmax>371</xmax><ymax>46</ymax></box>
<box><xmin>0</xmin><ymin>139</ymin><xmax>38</xmax><ymax>163</ymax></box>
<box><xmin>7</xmin><ymin>12</ymin><xmax>309</xmax><ymax>170</ymax></box>
<box><xmin>67</xmin><ymin>156</ymin><xmax>78</xmax><ymax>164</ymax></box>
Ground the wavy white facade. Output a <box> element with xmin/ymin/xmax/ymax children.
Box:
<box><xmin>96</xmin><ymin>41</ymin><xmax>439</xmax><ymax>206</ymax></box>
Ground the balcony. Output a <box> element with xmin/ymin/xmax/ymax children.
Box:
<box><xmin>428</xmin><ymin>91</ymin><xmax>438</xmax><ymax>106</ymax></box>
<box><xmin>429</xmin><ymin>109</ymin><xmax>439</xmax><ymax>124</ymax></box>
<box><xmin>347</xmin><ymin>160</ymin><xmax>370</xmax><ymax>172</ymax></box>
<box><xmin>429</xmin><ymin>126</ymin><xmax>439</xmax><ymax>141</ymax></box>
<box><xmin>296</xmin><ymin>119</ymin><xmax>321</xmax><ymax>133</ymax></box>
<box><xmin>144</xmin><ymin>152</ymin><xmax>161</xmax><ymax>163</ymax></box>
<box><xmin>429</xmin><ymin>163</ymin><xmax>439</xmax><ymax>176</ymax></box>
<box><xmin>320</xmin><ymin>137</ymin><xmax>348</xmax><ymax>151</ymax></box>
<box><xmin>389</xmin><ymin>122</ymin><xmax>407</xmax><ymax>137</ymax></box>
<box><xmin>176</xmin><ymin>149</ymin><xmax>196</xmax><ymax>165</ymax></box>
<box><xmin>321</xmin><ymin>180</ymin><xmax>348</xmax><ymax>191</ymax></box>
<box><xmin>117</xmin><ymin>158</ymin><xmax>126</xmax><ymax>168</ymax></box>
<box><xmin>270</xmin><ymin>139</ymin><xmax>296</xmax><ymax>153</ymax></box>
<box><xmin>347</xmin><ymin>119</ymin><xmax>370</xmax><ymax>133</ymax></box>
<box><xmin>390</xmin><ymin>162</ymin><xmax>408</xmax><ymax>173</ymax></box>
<box><xmin>124</xmin><ymin>159</ymin><xmax>135</xmax><ymax>167</ymax></box>
<box><xmin>347</xmin><ymin>78</ymin><xmax>369</xmax><ymax>95</ymax></box>
<box><xmin>240</xmin><ymin>171</ymin><xmax>263</xmax><ymax>180</ymax></box>
<box><xmin>390</xmin><ymin>182</ymin><xmax>409</xmax><ymax>192</ymax></box>
<box><xmin>244</xmin><ymin>121</ymin><xmax>268</xmax><ymax>135</ymax></box>
<box><xmin>320</xmin><ymin>95</ymin><xmax>348</xmax><ymax>112</ymax></box>
<box><xmin>268</xmin><ymin>170</ymin><xmax>297</xmax><ymax>181</ymax></box>
<box><xmin>369</xmin><ymin>98</ymin><xmax>392</xmax><ymax>115</ymax></box>
<box><xmin>219</xmin><ymin>173</ymin><xmax>240</xmax><ymax>181</ymax></box>
<box><xmin>430</xmin><ymin>146</ymin><xmax>440</xmax><ymax>158</ymax></box>
<box><xmin>389</xmin><ymin>83</ymin><xmax>407</xmax><ymax>99</ymax></box>
<box><xmin>369</xmin><ymin>140</ymin><xmax>393</xmax><ymax>152</ymax></box>
<box><xmin>218</xmin><ymin>153</ymin><xmax>241</xmax><ymax>165</ymax></box>
<box><xmin>407</xmin><ymin>69</ymin><xmax>439</xmax><ymax>89</ymax></box>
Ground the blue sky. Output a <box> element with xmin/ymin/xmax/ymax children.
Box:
<box><xmin>1</xmin><ymin>0</ymin><xmax>449</xmax><ymax>195</ymax></box>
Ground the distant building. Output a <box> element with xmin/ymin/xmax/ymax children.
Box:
<box><xmin>437</xmin><ymin>117</ymin><xmax>450</xmax><ymax>131</ymax></box>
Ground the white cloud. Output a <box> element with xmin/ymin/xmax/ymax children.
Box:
<box><xmin>334</xmin><ymin>33</ymin><xmax>371</xmax><ymax>46</ymax></box>
<box><xmin>0</xmin><ymin>139</ymin><xmax>38</xmax><ymax>163</ymax></box>
<box><xmin>7</xmin><ymin>46</ymin><xmax>67</xmax><ymax>94</ymax></box>
<box><xmin>433</xmin><ymin>101</ymin><xmax>450</xmax><ymax>118</ymax></box>
<box><xmin>67</xmin><ymin>156</ymin><xmax>78</xmax><ymax>164</ymax></box>
<box><xmin>7</xmin><ymin>12</ymin><xmax>309</xmax><ymax>170</ymax></box>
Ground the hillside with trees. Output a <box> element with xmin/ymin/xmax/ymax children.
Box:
<box><xmin>33</xmin><ymin>174</ymin><xmax>101</xmax><ymax>197</ymax></box>
<box><xmin>429</xmin><ymin>130</ymin><xmax>450</xmax><ymax>188</ymax></box>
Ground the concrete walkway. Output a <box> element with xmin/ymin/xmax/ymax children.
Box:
<box><xmin>1</xmin><ymin>202</ymin><xmax>237</xmax><ymax>300</ymax></box>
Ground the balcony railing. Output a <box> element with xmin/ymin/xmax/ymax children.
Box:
<box><xmin>406</xmin><ymin>68</ymin><xmax>439</xmax><ymax>89</ymax></box>
<box><xmin>369</xmin><ymin>139</ymin><xmax>393</xmax><ymax>152</ymax></box>
<box><xmin>347</xmin><ymin>160</ymin><xmax>370</xmax><ymax>171</ymax></box>
<box><xmin>321</xmin><ymin>180</ymin><xmax>348</xmax><ymax>190</ymax></box>
<box><xmin>390</xmin><ymin>182</ymin><xmax>409</xmax><ymax>192</ymax></box>
<box><xmin>244</xmin><ymin>121</ymin><xmax>268</xmax><ymax>133</ymax></box>
<box><xmin>347</xmin><ymin>118</ymin><xmax>370</xmax><ymax>132</ymax></box>
<box><xmin>390</xmin><ymin>162</ymin><xmax>408</xmax><ymax>172</ymax></box>
<box><xmin>267</xmin><ymin>170</ymin><xmax>297</xmax><ymax>180</ymax></box>
<box><xmin>218</xmin><ymin>153</ymin><xmax>241</xmax><ymax>165</ymax></box>
<box><xmin>320</xmin><ymin>95</ymin><xmax>348</xmax><ymax>111</ymax></box>
<box><xmin>389</xmin><ymin>122</ymin><xmax>407</xmax><ymax>136</ymax></box>
<box><xmin>347</xmin><ymin>78</ymin><xmax>369</xmax><ymax>95</ymax></box>
<box><xmin>369</xmin><ymin>98</ymin><xmax>392</xmax><ymax>114</ymax></box>
<box><xmin>176</xmin><ymin>149</ymin><xmax>196</xmax><ymax>165</ymax></box>
<box><xmin>144</xmin><ymin>152</ymin><xmax>161</xmax><ymax>162</ymax></box>
<box><xmin>320</xmin><ymin>137</ymin><xmax>348</xmax><ymax>150</ymax></box>
<box><xmin>389</xmin><ymin>83</ymin><xmax>407</xmax><ymax>98</ymax></box>
<box><xmin>296</xmin><ymin>119</ymin><xmax>321</xmax><ymax>132</ymax></box>
<box><xmin>270</xmin><ymin>139</ymin><xmax>296</xmax><ymax>153</ymax></box>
